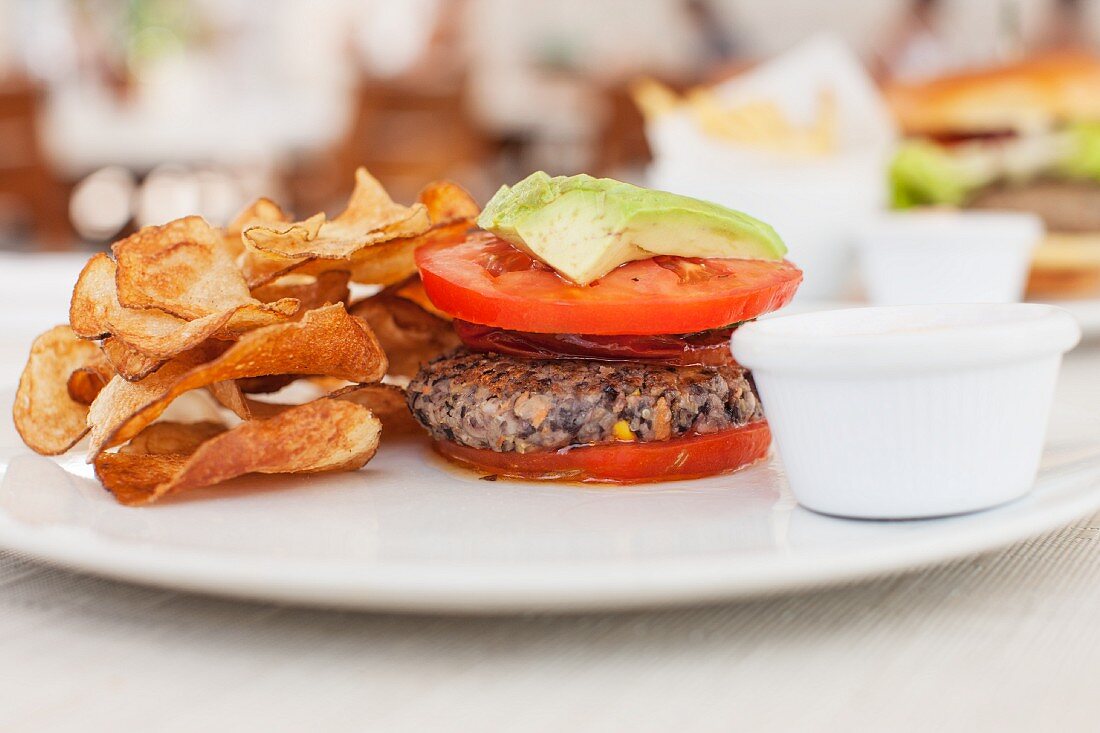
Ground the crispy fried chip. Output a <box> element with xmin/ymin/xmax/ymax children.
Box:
<box><xmin>206</xmin><ymin>380</ymin><xmax>252</xmax><ymax>419</ymax></box>
<box><xmin>15</xmin><ymin>167</ymin><xmax>462</xmax><ymax>506</ymax></box>
<box><xmin>113</xmin><ymin>216</ymin><xmax>296</xmax><ymax>320</ymax></box>
<box><xmin>240</xmin><ymin>213</ymin><xmax>323</xmax><ymax>288</ymax></box>
<box><xmin>240</xmin><ymin>175</ymin><xmax>474</xmax><ymax>288</ymax></box>
<box><xmin>349</xmin><ymin>287</ymin><xmax>459</xmax><ymax>377</ymax></box>
<box><xmin>94</xmin><ymin>454</ymin><xmax>190</xmax><ymax>502</ymax></box>
<box><xmin>342</xmin><ymin>180</ymin><xmax>478</xmax><ymax>286</ymax></box>
<box><xmin>243</xmin><ymin>168</ymin><xmax>430</xmax><ymax>261</ymax></box>
<box><xmin>345</xmin><ymin>219</ymin><xmax>472</xmax><ymax>286</ymax></box>
<box><xmin>205</xmin><ymin>381</ymin><xmax>289</xmax><ymax>421</ymax></box>
<box><xmin>225</xmin><ymin>198</ymin><xmax>289</xmax><ymax>261</ymax></box>
<box><xmin>394</xmin><ymin>277</ymin><xmax>451</xmax><ymax>320</ymax></box>
<box><xmin>119</xmin><ymin>421</ymin><xmax>226</xmax><ymax>456</ymax></box>
<box><xmin>86</xmin><ymin>346</ymin><xmax>216</xmax><ymax>456</ymax></box>
<box><xmin>66</xmin><ymin>349</ymin><xmax>114</xmax><ymax>405</ymax></box>
<box><xmin>286</xmin><ymin>181</ymin><xmax>477</xmax><ymax>286</ymax></box>
<box><xmin>231</xmin><ymin>198</ymin><xmax>315</xmax><ymax>287</ymax></box>
<box><xmin>94</xmin><ymin>399</ymin><xmax>382</xmax><ymax>505</ymax></box>
<box><xmin>67</xmin><ymin>367</ymin><xmax>109</xmax><ymax>405</ymax></box>
<box><xmin>101</xmin><ymin>336</ymin><xmax>168</xmax><ymax>381</ymax></box>
<box><xmin>251</xmin><ymin>270</ymin><xmax>350</xmax><ymax>312</ymax></box>
<box><xmin>14</xmin><ymin>326</ymin><xmax>104</xmax><ymax>455</ymax></box>
<box><xmin>229</xmin><ymin>198</ymin><xmax>290</xmax><ymax>233</ymax></box>
<box><xmin>70</xmin><ymin>254</ymin><xmax>298</xmax><ymax>359</ymax></box>
<box><xmin>417</xmin><ymin>180</ymin><xmax>482</xmax><ymax>226</ymax></box>
<box><xmin>86</xmin><ymin>304</ymin><xmax>387</xmax><ymax>456</ymax></box>
<box><xmin>236</xmin><ymin>374</ymin><xmax>300</xmax><ymax>394</ymax></box>
<box><xmin>330</xmin><ymin>383</ymin><xmax>418</xmax><ymax>434</ymax></box>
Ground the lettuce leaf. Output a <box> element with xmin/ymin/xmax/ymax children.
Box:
<box><xmin>1059</xmin><ymin>122</ymin><xmax>1100</xmax><ymax>181</ymax></box>
<box><xmin>889</xmin><ymin>142</ymin><xmax>984</xmax><ymax>209</ymax></box>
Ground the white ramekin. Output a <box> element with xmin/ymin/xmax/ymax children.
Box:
<box><xmin>731</xmin><ymin>304</ymin><xmax>1081</xmax><ymax>519</ymax></box>
<box><xmin>856</xmin><ymin>211</ymin><xmax>1044</xmax><ymax>305</ymax></box>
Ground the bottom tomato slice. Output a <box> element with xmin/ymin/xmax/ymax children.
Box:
<box><xmin>433</xmin><ymin>421</ymin><xmax>772</xmax><ymax>484</ymax></box>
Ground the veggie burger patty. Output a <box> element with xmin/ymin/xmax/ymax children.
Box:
<box><xmin>407</xmin><ymin>348</ymin><xmax>763</xmax><ymax>453</ymax></box>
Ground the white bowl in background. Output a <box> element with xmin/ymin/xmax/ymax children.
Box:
<box><xmin>648</xmin><ymin>154</ymin><xmax>884</xmax><ymax>302</ymax></box>
<box><xmin>731</xmin><ymin>303</ymin><xmax>1081</xmax><ymax>519</ymax></box>
<box><xmin>857</xmin><ymin>211</ymin><xmax>1043</xmax><ymax>305</ymax></box>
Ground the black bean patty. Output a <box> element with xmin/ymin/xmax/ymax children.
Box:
<box><xmin>407</xmin><ymin>348</ymin><xmax>763</xmax><ymax>453</ymax></box>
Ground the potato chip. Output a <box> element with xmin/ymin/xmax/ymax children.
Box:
<box><xmin>394</xmin><ymin>277</ymin><xmax>451</xmax><ymax>320</ymax></box>
<box><xmin>236</xmin><ymin>374</ymin><xmax>300</xmax><ymax>394</ymax></box>
<box><xmin>811</xmin><ymin>88</ymin><xmax>838</xmax><ymax>154</ymax></box>
<box><xmin>307</xmin><ymin>376</ymin><xmax>351</xmax><ymax>392</ymax></box>
<box><xmin>203</xmin><ymin>198</ymin><xmax>291</xmax><ymax>276</ymax></box>
<box><xmin>86</xmin><ymin>303</ymin><xmax>387</xmax><ymax>456</ymax></box>
<box><xmin>687</xmin><ymin>86</ymin><xmax>839</xmax><ymax>156</ymax></box>
<box><xmin>228</xmin><ymin>198</ymin><xmax>315</xmax><ymax>287</ymax></box>
<box><xmin>349</xmin><ymin>287</ymin><xmax>459</xmax><ymax>377</ymax></box>
<box><xmin>14</xmin><ymin>326</ymin><xmax>103</xmax><ymax>455</ymax></box>
<box><xmin>94</xmin><ymin>398</ymin><xmax>382</xmax><ymax>505</ymax></box>
<box><xmin>205</xmin><ymin>380</ymin><xmax>290</xmax><ymax>421</ymax></box>
<box><xmin>240</xmin><ymin>213</ymin><xmax>323</xmax><ymax>288</ymax></box>
<box><xmin>67</xmin><ymin>367</ymin><xmax>109</xmax><ymax>405</ymax></box>
<box><xmin>71</xmin><ymin>254</ymin><xmax>297</xmax><ymax>359</ymax></box>
<box><xmin>229</xmin><ymin>198</ymin><xmax>290</xmax><ymax>233</ymax></box>
<box><xmin>417</xmin><ymin>180</ymin><xmax>481</xmax><ymax>226</ymax></box>
<box><xmin>206</xmin><ymin>380</ymin><xmax>252</xmax><ymax>419</ymax></box>
<box><xmin>243</xmin><ymin>168</ymin><xmax>430</xmax><ymax>261</ymax></box>
<box><xmin>14</xmin><ymin>166</ymin><xmax>468</xmax><ymax>506</ymax></box>
<box><xmin>66</xmin><ymin>350</ymin><xmax>114</xmax><ymax>405</ymax></box>
<box><xmin>630</xmin><ymin>77</ymin><xmax>681</xmax><ymax>119</ymax></box>
<box><xmin>344</xmin><ymin>219</ymin><xmax>471</xmax><ymax>286</ymax></box>
<box><xmin>225</xmin><ymin>197</ymin><xmax>289</xmax><ymax>259</ymax></box>
<box><xmin>329</xmin><ymin>383</ymin><xmax>418</xmax><ymax>434</ymax></box>
<box><xmin>94</xmin><ymin>454</ymin><xmax>190</xmax><ymax>502</ymax></box>
<box><xmin>251</xmin><ymin>270</ymin><xmax>350</xmax><ymax>312</ymax></box>
<box><xmin>241</xmin><ymin>175</ymin><xmax>474</xmax><ymax>288</ymax></box>
<box><xmin>86</xmin><ymin>346</ymin><xmax>216</xmax><ymax>455</ymax></box>
<box><xmin>119</xmin><ymin>420</ymin><xmax>226</xmax><ymax>456</ymax></box>
<box><xmin>113</xmin><ymin>216</ymin><xmax>295</xmax><ymax>321</ymax></box>
<box><xmin>341</xmin><ymin>179</ymin><xmax>478</xmax><ymax>285</ymax></box>
<box><xmin>101</xmin><ymin>336</ymin><xmax>168</xmax><ymax>381</ymax></box>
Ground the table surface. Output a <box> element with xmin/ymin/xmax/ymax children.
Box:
<box><xmin>2</xmin><ymin>254</ymin><xmax>1100</xmax><ymax>733</ymax></box>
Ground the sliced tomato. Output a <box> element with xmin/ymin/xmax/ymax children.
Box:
<box><xmin>433</xmin><ymin>421</ymin><xmax>771</xmax><ymax>484</ymax></box>
<box><xmin>453</xmin><ymin>319</ymin><xmax>738</xmax><ymax>367</ymax></box>
<box><xmin>416</xmin><ymin>232</ymin><xmax>801</xmax><ymax>335</ymax></box>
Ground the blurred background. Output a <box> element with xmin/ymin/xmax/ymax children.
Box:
<box><xmin>0</xmin><ymin>0</ymin><xmax>1097</xmax><ymax>253</ymax></box>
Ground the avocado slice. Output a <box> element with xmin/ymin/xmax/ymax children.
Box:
<box><xmin>477</xmin><ymin>172</ymin><xmax>786</xmax><ymax>285</ymax></box>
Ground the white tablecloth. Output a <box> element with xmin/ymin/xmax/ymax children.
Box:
<box><xmin>2</xmin><ymin>254</ymin><xmax>1100</xmax><ymax>732</ymax></box>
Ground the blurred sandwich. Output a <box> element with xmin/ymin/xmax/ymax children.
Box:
<box><xmin>886</xmin><ymin>53</ymin><xmax>1100</xmax><ymax>298</ymax></box>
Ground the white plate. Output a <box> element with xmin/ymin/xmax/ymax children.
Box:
<box><xmin>2</xmin><ymin>380</ymin><xmax>1100</xmax><ymax>614</ymax></box>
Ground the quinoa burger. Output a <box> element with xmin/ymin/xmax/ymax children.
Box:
<box><xmin>886</xmin><ymin>52</ymin><xmax>1100</xmax><ymax>297</ymax></box>
<box><xmin>406</xmin><ymin>172</ymin><xmax>801</xmax><ymax>483</ymax></box>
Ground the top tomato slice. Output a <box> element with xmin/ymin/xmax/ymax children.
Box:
<box><xmin>415</xmin><ymin>231</ymin><xmax>802</xmax><ymax>335</ymax></box>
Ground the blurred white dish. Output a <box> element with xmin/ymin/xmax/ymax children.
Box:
<box><xmin>733</xmin><ymin>304</ymin><xmax>1081</xmax><ymax>519</ymax></box>
<box><xmin>1044</xmin><ymin>297</ymin><xmax>1100</xmax><ymax>337</ymax></box>
<box><xmin>644</xmin><ymin>34</ymin><xmax>895</xmax><ymax>302</ymax></box>
<box><xmin>857</xmin><ymin>211</ymin><xmax>1043</xmax><ymax>305</ymax></box>
<box><xmin>650</xmin><ymin>157</ymin><xmax>881</xmax><ymax>301</ymax></box>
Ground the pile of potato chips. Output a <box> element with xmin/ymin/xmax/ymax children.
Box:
<box><xmin>13</xmin><ymin>168</ymin><xmax>476</xmax><ymax>505</ymax></box>
<box><xmin>632</xmin><ymin>77</ymin><xmax>838</xmax><ymax>156</ymax></box>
